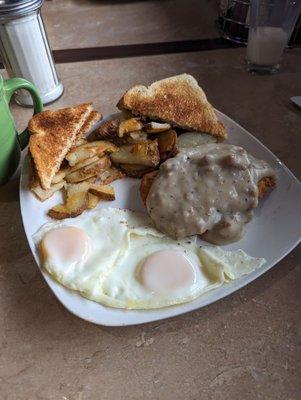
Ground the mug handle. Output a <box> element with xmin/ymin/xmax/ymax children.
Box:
<box><xmin>3</xmin><ymin>78</ymin><xmax>43</xmax><ymax>150</ymax></box>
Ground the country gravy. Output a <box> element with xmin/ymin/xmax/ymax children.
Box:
<box><xmin>146</xmin><ymin>143</ymin><xmax>275</xmax><ymax>244</ymax></box>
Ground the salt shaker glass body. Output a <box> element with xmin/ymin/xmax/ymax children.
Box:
<box><xmin>0</xmin><ymin>0</ymin><xmax>63</xmax><ymax>106</ymax></box>
<box><xmin>246</xmin><ymin>0</ymin><xmax>301</xmax><ymax>73</ymax></box>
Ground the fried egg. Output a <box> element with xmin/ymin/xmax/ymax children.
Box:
<box><xmin>33</xmin><ymin>207</ymin><xmax>265</xmax><ymax>309</ymax></box>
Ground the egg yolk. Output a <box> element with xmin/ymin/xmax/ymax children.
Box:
<box><xmin>41</xmin><ymin>227</ymin><xmax>90</xmax><ymax>264</ymax></box>
<box><xmin>138</xmin><ymin>250</ymin><xmax>196</xmax><ymax>293</ymax></box>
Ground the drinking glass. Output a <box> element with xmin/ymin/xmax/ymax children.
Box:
<box><xmin>246</xmin><ymin>0</ymin><xmax>301</xmax><ymax>73</ymax></box>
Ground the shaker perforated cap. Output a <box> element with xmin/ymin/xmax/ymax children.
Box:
<box><xmin>0</xmin><ymin>0</ymin><xmax>43</xmax><ymax>19</ymax></box>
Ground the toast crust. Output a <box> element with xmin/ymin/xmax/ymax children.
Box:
<box><xmin>117</xmin><ymin>74</ymin><xmax>226</xmax><ymax>140</ymax></box>
<box><xmin>29</xmin><ymin>103</ymin><xmax>92</xmax><ymax>189</ymax></box>
<box><xmin>74</xmin><ymin>110</ymin><xmax>102</xmax><ymax>145</ymax></box>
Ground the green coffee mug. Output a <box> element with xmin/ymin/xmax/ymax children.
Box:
<box><xmin>0</xmin><ymin>75</ymin><xmax>43</xmax><ymax>184</ymax></box>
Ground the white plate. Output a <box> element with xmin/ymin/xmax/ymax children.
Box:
<box><xmin>19</xmin><ymin>111</ymin><xmax>301</xmax><ymax>326</ymax></box>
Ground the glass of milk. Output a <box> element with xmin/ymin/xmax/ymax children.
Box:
<box><xmin>246</xmin><ymin>0</ymin><xmax>301</xmax><ymax>73</ymax></box>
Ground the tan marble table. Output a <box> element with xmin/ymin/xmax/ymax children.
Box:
<box><xmin>0</xmin><ymin>2</ymin><xmax>300</xmax><ymax>398</ymax></box>
<box><xmin>42</xmin><ymin>0</ymin><xmax>220</xmax><ymax>49</ymax></box>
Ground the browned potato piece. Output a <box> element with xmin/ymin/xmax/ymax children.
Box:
<box><xmin>66</xmin><ymin>147</ymin><xmax>96</xmax><ymax>166</ymax></box>
<box><xmin>110</xmin><ymin>140</ymin><xmax>160</xmax><ymax>167</ymax></box>
<box><xmin>69</xmin><ymin>139</ymin><xmax>88</xmax><ymax>152</ymax></box>
<box><xmin>87</xmin><ymin>193</ymin><xmax>100</xmax><ymax>209</ymax></box>
<box><xmin>51</xmin><ymin>169</ymin><xmax>67</xmax><ymax>184</ymax></box>
<box><xmin>119</xmin><ymin>163</ymin><xmax>155</xmax><ymax>178</ymax></box>
<box><xmin>65</xmin><ymin>156</ymin><xmax>111</xmax><ymax>183</ymax></box>
<box><xmin>67</xmin><ymin>155</ymin><xmax>99</xmax><ymax>174</ymax></box>
<box><xmin>89</xmin><ymin>184</ymin><xmax>115</xmax><ymax>201</ymax></box>
<box><xmin>144</xmin><ymin>122</ymin><xmax>171</xmax><ymax>133</ymax></box>
<box><xmin>88</xmin><ymin>118</ymin><xmax>120</xmax><ymax>141</ymax></box>
<box><xmin>140</xmin><ymin>171</ymin><xmax>158</xmax><ymax>205</ymax></box>
<box><xmin>118</xmin><ymin>118</ymin><xmax>143</xmax><ymax>137</ymax></box>
<box><xmin>73</xmin><ymin>137</ymin><xmax>87</xmax><ymax>147</ymax></box>
<box><xmin>66</xmin><ymin>141</ymin><xmax>117</xmax><ymax>166</ymax></box>
<box><xmin>98</xmin><ymin>167</ymin><xmax>126</xmax><ymax>184</ymax></box>
<box><xmin>48</xmin><ymin>182</ymin><xmax>90</xmax><ymax>219</ymax></box>
<box><xmin>89</xmin><ymin>141</ymin><xmax>118</xmax><ymax>156</ymax></box>
<box><xmin>157</xmin><ymin>130</ymin><xmax>178</xmax><ymax>161</ymax></box>
<box><xmin>128</xmin><ymin>131</ymin><xmax>148</xmax><ymax>143</ymax></box>
<box><xmin>111</xmin><ymin>131</ymin><xmax>148</xmax><ymax>147</ymax></box>
<box><xmin>66</xmin><ymin>181</ymin><xmax>90</xmax><ymax>196</ymax></box>
<box><xmin>48</xmin><ymin>204</ymin><xmax>78</xmax><ymax>220</ymax></box>
<box><xmin>85</xmin><ymin>175</ymin><xmax>99</xmax><ymax>183</ymax></box>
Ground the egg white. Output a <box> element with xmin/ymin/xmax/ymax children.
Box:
<box><xmin>33</xmin><ymin>207</ymin><xmax>266</xmax><ymax>309</ymax></box>
<box><xmin>33</xmin><ymin>208</ymin><xmax>138</xmax><ymax>302</ymax></box>
<box><xmin>99</xmin><ymin>237</ymin><xmax>219</xmax><ymax>309</ymax></box>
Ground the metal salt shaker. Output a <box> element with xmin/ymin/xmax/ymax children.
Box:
<box><xmin>0</xmin><ymin>0</ymin><xmax>63</xmax><ymax>106</ymax></box>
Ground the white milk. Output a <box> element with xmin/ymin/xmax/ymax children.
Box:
<box><xmin>247</xmin><ymin>26</ymin><xmax>288</xmax><ymax>66</ymax></box>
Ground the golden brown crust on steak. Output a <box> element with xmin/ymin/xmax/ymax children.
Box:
<box><xmin>139</xmin><ymin>171</ymin><xmax>159</xmax><ymax>205</ymax></box>
<box><xmin>257</xmin><ymin>176</ymin><xmax>276</xmax><ymax>199</ymax></box>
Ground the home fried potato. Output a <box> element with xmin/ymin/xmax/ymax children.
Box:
<box><xmin>65</xmin><ymin>156</ymin><xmax>111</xmax><ymax>183</ymax></box>
<box><xmin>66</xmin><ymin>140</ymin><xmax>117</xmax><ymax>166</ymax></box>
<box><xmin>88</xmin><ymin>118</ymin><xmax>120</xmax><ymax>141</ymax></box>
<box><xmin>66</xmin><ymin>181</ymin><xmax>90</xmax><ymax>196</ymax></box>
<box><xmin>73</xmin><ymin>137</ymin><xmax>87</xmax><ymax>147</ymax></box>
<box><xmin>51</xmin><ymin>169</ymin><xmax>67</xmax><ymax>184</ymax></box>
<box><xmin>156</xmin><ymin>130</ymin><xmax>178</xmax><ymax>161</ymax></box>
<box><xmin>66</xmin><ymin>147</ymin><xmax>95</xmax><ymax>166</ymax></box>
<box><xmin>67</xmin><ymin>155</ymin><xmax>99</xmax><ymax>174</ymax></box>
<box><xmin>140</xmin><ymin>171</ymin><xmax>158</xmax><ymax>205</ymax></box>
<box><xmin>48</xmin><ymin>182</ymin><xmax>90</xmax><ymax>219</ymax></box>
<box><xmin>110</xmin><ymin>140</ymin><xmax>160</xmax><ymax>167</ymax></box>
<box><xmin>69</xmin><ymin>139</ymin><xmax>88</xmax><ymax>152</ymax></box>
<box><xmin>119</xmin><ymin>163</ymin><xmax>155</xmax><ymax>178</ymax></box>
<box><xmin>86</xmin><ymin>141</ymin><xmax>118</xmax><ymax>154</ymax></box>
<box><xmin>87</xmin><ymin>192</ymin><xmax>100</xmax><ymax>209</ymax></box>
<box><xmin>110</xmin><ymin>131</ymin><xmax>148</xmax><ymax>147</ymax></box>
<box><xmin>98</xmin><ymin>167</ymin><xmax>126</xmax><ymax>184</ymax></box>
<box><xmin>85</xmin><ymin>175</ymin><xmax>99</xmax><ymax>183</ymax></box>
<box><xmin>144</xmin><ymin>122</ymin><xmax>171</xmax><ymax>133</ymax></box>
<box><xmin>118</xmin><ymin>118</ymin><xmax>143</xmax><ymax>137</ymax></box>
<box><xmin>89</xmin><ymin>184</ymin><xmax>115</xmax><ymax>201</ymax></box>
<box><xmin>128</xmin><ymin>131</ymin><xmax>148</xmax><ymax>143</ymax></box>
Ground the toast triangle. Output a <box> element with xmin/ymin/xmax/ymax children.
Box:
<box><xmin>29</xmin><ymin>103</ymin><xmax>92</xmax><ymax>189</ymax></box>
<box><xmin>117</xmin><ymin>74</ymin><xmax>226</xmax><ymax>139</ymax></box>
